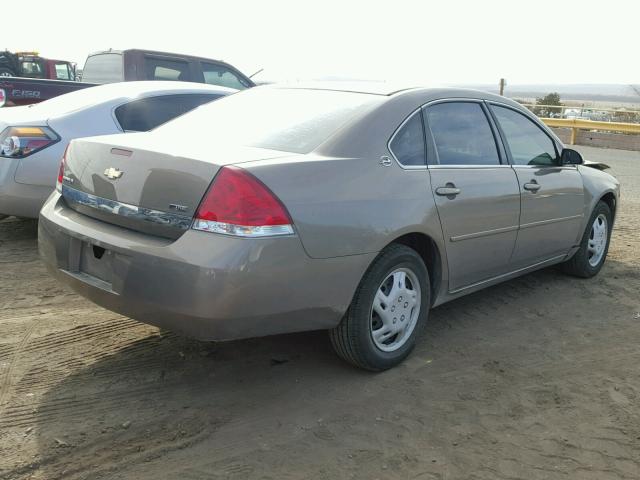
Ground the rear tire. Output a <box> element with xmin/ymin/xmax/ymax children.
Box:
<box><xmin>329</xmin><ymin>244</ymin><xmax>430</xmax><ymax>371</ymax></box>
<box><xmin>0</xmin><ymin>67</ymin><xmax>15</xmax><ymax>77</ymax></box>
<box><xmin>561</xmin><ymin>201</ymin><xmax>612</xmax><ymax>278</ymax></box>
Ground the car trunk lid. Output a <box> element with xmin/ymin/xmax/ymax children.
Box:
<box><xmin>61</xmin><ymin>133</ymin><xmax>288</xmax><ymax>239</ymax></box>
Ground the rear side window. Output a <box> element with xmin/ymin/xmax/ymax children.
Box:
<box><xmin>115</xmin><ymin>94</ymin><xmax>221</xmax><ymax>132</ymax></box>
<box><xmin>82</xmin><ymin>53</ymin><xmax>123</xmax><ymax>83</ymax></box>
<box><xmin>389</xmin><ymin>111</ymin><xmax>426</xmax><ymax>166</ymax></box>
<box><xmin>20</xmin><ymin>61</ymin><xmax>44</xmax><ymax>78</ymax></box>
<box><xmin>425</xmin><ymin>102</ymin><xmax>500</xmax><ymax>166</ymax></box>
<box><xmin>202</xmin><ymin>63</ymin><xmax>250</xmax><ymax>89</ymax></box>
<box><xmin>144</xmin><ymin>58</ymin><xmax>191</xmax><ymax>81</ymax></box>
<box><xmin>491</xmin><ymin>105</ymin><xmax>558</xmax><ymax>166</ymax></box>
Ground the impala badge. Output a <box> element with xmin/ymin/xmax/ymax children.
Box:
<box><xmin>104</xmin><ymin>167</ymin><xmax>123</xmax><ymax>180</ymax></box>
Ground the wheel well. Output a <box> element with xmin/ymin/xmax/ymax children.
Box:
<box><xmin>600</xmin><ymin>192</ymin><xmax>617</xmax><ymax>219</ymax></box>
<box><xmin>392</xmin><ymin>233</ymin><xmax>442</xmax><ymax>305</ymax></box>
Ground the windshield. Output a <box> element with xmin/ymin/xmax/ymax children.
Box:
<box><xmin>153</xmin><ymin>87</ymin><xmax>384</xmax><ymax>154</ymax></box>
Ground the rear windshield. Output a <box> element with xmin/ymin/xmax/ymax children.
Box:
<box><xmin>153</xmin><ymin>87</ymin><xmax>383</xmax><ymax>154</ymax></box>
<box><xmin>82</xmin><ymin>53</ymin><xmax>123</xmax><ymax>84</ymax></box>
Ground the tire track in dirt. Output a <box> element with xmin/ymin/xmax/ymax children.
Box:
<box><xmin>1</xmin><ymin>340</ymin><xmax>187</xmax><ymax>429</ymax></box>
<box><xmin>0</xmin><ymin>345</ymin><xmax>14</xmax><ymax>361</ymax></box>
<box><xmin>0</xmin><ymin>376</ymin><xmax>200</xmax><ymax>428</ymax></box>
<box><xmin>0</xmin><ymin>311</ymin><xmax>169</xmax><ymax>433</ymax></box>
<box><xmin>0</xmin><ymin>320</ymin><xmax>37</xmax><ymax>411</ymax></box>
<box><xmin>11</xmin><ymin>328</ymin><xmax>173</xmax><ymax>394</ymax></box>
<box><xmin>2</xmin><ymin>414</ymin><xmax>223</xmax><ymax>480</ymax></box>
<box><xmin>20</xmin><ymin>317</ymin><xmax>141</xmax><ymax>354</ymax></box>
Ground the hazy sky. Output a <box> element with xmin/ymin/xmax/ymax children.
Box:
<box><xmin>5</xmin><ymin>0</ymin><xmax>638</xmax><ymax>85</ymax></box>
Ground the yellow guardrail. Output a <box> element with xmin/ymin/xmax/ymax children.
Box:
<box><xmin>540</xmin><ymin>117</ymin><xmax>640</xmax><ymax>144</ymax></box>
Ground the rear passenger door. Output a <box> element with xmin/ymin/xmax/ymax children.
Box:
<box><xmin>422</xmin><ymin>101</ymin><xmax>521</xmax><ymax>292</ymax></box>
<box><xmin>114</xmin><ymin>94</ymin><xmax>222</xmax><ymax>132</ymax></box>
<box><xmin>489</xmin><ymin>103</ymin><xmax>584</xmax><ymax>268</ymax></box>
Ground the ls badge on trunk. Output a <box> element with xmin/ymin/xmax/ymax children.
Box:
<box><xmin>169</xmin><ymin>204</ymin><xmax>188</xmax><ymax>212</ymax></box>
<box><xmin>104</xmin><ymin>167</ymin><xmax>123</xmax><ymax>180</ymax></box>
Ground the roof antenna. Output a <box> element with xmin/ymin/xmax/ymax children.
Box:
<box><xmin>249</xmin><ymin>68</ymin><xmax>264</xmax><ymax>79</ymax></box>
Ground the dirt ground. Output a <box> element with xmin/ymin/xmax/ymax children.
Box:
<box><xmin>0</xmin><ymin>145</ymin><xmax>638</xmax><ymax>480</ymax></box>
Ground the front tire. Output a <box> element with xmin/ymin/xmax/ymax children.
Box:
<box><xmin>329</xmin><ymin>244</ymin><xmax>430</xmax><ymax>371</ymax></box>
<box><xmin>561</xmin><ymin>200</ymin><xmax>612</xmax><ymax>278</ymax></box>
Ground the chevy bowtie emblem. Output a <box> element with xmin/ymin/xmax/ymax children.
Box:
<box><xmin>104</xmin><ymin>167</ymin><xmax>123</xmax><ymax>180</ymax></box>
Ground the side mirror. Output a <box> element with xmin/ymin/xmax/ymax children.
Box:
<box><xmin>561</xmin><ymin>148</ymin><xmax>583</xmax><ymax>165</ymax></box>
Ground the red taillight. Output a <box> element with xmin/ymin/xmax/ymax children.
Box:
<box><xmin>192</xmin><ymin>166</ymin><xmax>293</xmax><ymax>237</ymax></box>
<box><xmin>56</xmin><ymin>145</ymin><xmax>69</xmax><ymax>192</ymax></box>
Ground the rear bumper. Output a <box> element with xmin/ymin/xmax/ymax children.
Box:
<box><xmin>39</xmin><ymin>192</ymin><xmax>374</xmax><ymax>340</ymax></box>
<box><xmin>0</xmin><ymin>158</ymin><xmax>52</xmax><ymax>218</ymax></box>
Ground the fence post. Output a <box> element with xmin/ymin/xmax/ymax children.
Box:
<box><xmin>570</xmin><ymin>127</ymin><xmax>577</xmax><ymax>145</ymax></box>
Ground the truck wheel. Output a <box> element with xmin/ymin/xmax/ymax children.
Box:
<box><xmin>561</xmin><ymin>201</ymin><xmax>612</xmax><ymax>278</ymax></box>
<box><xmin>329</xmin><ymin>244</ymin><xmax>430</xmax><ymax>371</ymax></box>
<box><xmin>0</xmin><ymin>67</ymin><xmax>15</xmax><ymax>77</ymax></box>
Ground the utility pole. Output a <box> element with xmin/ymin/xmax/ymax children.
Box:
<box><xmin>499</xmin><ymin>78</ymin><xmax>506</xmax><ymax>96</ymax></box>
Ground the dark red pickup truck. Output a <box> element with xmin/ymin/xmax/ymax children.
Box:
<box><xmin>0</xmin><ymin>78</ymin><xmax>94</xmax><ymax>107</ymax></box>
<box><xmin>0</xmin><ymin>50</ymin><xmax>76</xmax><ymax>80</ymax></box>
<box><xmin>0</xmin><ymin>49</ymin><xmax>254</xmax><ymax>108</ymax></box>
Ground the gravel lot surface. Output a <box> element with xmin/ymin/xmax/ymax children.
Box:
<box><xmin>0</xmin><ymin>145</ymin><xmax>638</xmax><ymax>480</ymax></box>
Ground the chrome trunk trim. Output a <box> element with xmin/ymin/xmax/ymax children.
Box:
<box><xmin>61</xmin><ymin>185</ymin><xmax>192</xmax><ymax>231</ymax></box>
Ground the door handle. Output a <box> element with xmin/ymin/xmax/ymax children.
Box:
<box><xmin>435</xmin><ymin>185</ymin><xmax>461</xmax><ymax>197</ymax></box>
<box><xmin>523</xmin><ymin>181</ymin><xmax>541</xmax><ymax>192</ymax></box>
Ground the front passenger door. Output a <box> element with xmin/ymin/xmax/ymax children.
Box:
<box><xmin>490</xmin><ymin>104</ymin><xmax>584</xmax><ymax>268</ymax></box>
<box><xmin>423</xmin><ymin>101</ymin><xmax>521</xmax><ymax>292</ymax></box>
<box><xmin>201</xmin><ymin>62</ymin><xmax>252</xmax><ymax>90</ymax></box>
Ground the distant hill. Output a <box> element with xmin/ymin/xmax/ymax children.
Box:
<box><xmin>460</xmin><ymin>84</ymin><xmax>640</xmax><ymax>106</ymax></box>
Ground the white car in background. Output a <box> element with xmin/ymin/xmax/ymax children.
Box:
<box><xmin>0</xmin><ymin>81</ymin><xmax>235</xmax><ymax>219</ymax></box>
